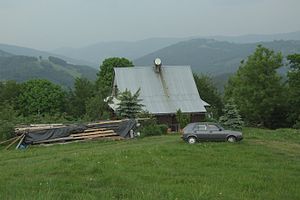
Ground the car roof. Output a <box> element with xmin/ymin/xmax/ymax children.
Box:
<box><xmin>188</xmin><ymin>122</ymin><xmax>219</xmax><ymax>126</ymax></box>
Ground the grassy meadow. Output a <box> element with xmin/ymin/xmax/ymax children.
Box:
<box><xmin>0</xmin><ymin>128</ymin><xmax>299</xmax><ymax>200</ymax></box>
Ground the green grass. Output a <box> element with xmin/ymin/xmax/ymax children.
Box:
<box><xmin>0</xmin><ymin>128</ymin><xmax>299</xmax><ymax>200</ymax></box>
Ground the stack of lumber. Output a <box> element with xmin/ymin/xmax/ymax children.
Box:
<box><xmin>32</xmin><ymin>126</ymin><xmax>123</xmax><ymax>145</ymax></box>
<box><xmin>15</xmin><ymin>124</ymin><xmax>65</xmax><ymax>134</ymax></box>
<box><xmin>2</xmin><ymin>120</ymin><xmax>128</xmax><ymax>150</ymax></box>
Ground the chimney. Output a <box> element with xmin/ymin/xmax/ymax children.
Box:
<box><xmin>154</xmin><ymin>58</ymin><xmax>162</xmax><ymax>73</ymax></box>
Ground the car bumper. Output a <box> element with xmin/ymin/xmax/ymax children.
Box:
<box><xmin>181</xmin><ymin>135</ymin><xmax>188</xmax><ymax>141</ymax></box>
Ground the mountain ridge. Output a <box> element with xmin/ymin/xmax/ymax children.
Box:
<box><xmin>0</xmin><ymin>51</ymin><xmax>97</xmax><ymax>88</ymax></box>
<box><xmin>134</xmin><ymin>39</ymin><xmax>300</xmax><ymax>76</ymax></box>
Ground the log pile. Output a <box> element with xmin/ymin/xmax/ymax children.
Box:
<box><xmin>2</xmin><ymin>120</ymin><xmax>131</xmax><ymax>150</ymax></box>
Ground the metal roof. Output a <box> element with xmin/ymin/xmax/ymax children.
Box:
<box><xmin>113</xmin><ymin>65</ymin><xmax>207</xmax><ymax>114</ymax></box>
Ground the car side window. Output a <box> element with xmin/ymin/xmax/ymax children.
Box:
<box><xmin>207</xmin><ymin>125</ymin><xmax>219</xmax><ymax>131</ymax></box>
<box><xmin>194</xmin><ymin>125</ymin><xmax>207</xmax><ymax>131</ymax></box>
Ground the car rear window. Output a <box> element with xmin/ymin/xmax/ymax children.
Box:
<box><xmin>195</xmin><ymin>125</ymin><xmax>207</xmax><ymax>131</ymax></box>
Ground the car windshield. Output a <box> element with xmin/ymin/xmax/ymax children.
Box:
<box><xmin>183</xmin><ymin>123</ymin><xmax>195</xmax><ymax>132</ymax></box>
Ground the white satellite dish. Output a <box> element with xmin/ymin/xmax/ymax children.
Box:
<box><xmin>154</xmin><ymin>58</ymin><xmax>162</xmax><ymax>66</ymax></box>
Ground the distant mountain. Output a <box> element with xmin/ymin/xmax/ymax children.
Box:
<box><xmin>134</xmin><ymin>39</ymin><xmax>300</xmax><ymax>76</ymax></box>
<box><xmin>0</xmin><ymin>51</ymin><xmax>97</xmax><ymax>88</ymax></box>
<box><xmin>0</xmin><ymin>43</ymin><xmax>95</xmax><ymax>67</ymax></box>
<box><xmin>51</xmin><ymin>31</ymin><xmax>300</xmax><ymax>67</ymax></box>
<box><xmin>209</xmin><ymin>31</ymin><xmax>300</xmax><ymax>44</ymax></box>
<box><xmin>52</xmin><ymin>37</ymin><xmax>186</xmax><ymax>66</ymax></box>
<box><xmin>0</xmin><ymin>50</ymin><xmax>13</xmax><ymax>57</ymax></box>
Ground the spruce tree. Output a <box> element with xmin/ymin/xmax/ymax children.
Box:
<box><xmin>219</xmin><ymin>99</ymin><xmax>244</xmax><ymax>130</ymax></box>
<box><xmin>116</xmin><ymin>89</ymin><xmax>144</xmax><ymax>119</ymax></box>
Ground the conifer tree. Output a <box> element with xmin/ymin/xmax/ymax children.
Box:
<box><xmin>219</xmin><ymin>99</ymin><xmax>244</xmax><ymax>130</ymax></box>
<box><xmin>116</xmin><ymin>89</ymin><xmax>144</xmax><ymax>119</ymax></box>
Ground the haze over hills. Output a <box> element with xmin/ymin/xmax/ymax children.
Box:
<box><xmin>1</xmin><ymin>31</ymin><xmax>300</xmax><ymax>90</ymax></box>
<box><xmin>51</xmin><ymin>31</ymin><xmax>300</xmax><ymax>66</ymax></box>
<box><xmin>0</xmin><ymin>50</ymin><xmax>97</xmax><ymax>88</ymax></box>
<box><xmin>208</xmin><ymin>31</ymin><xmax>300</xmax><ymax>44</ymax></box>
<box><xmin>0</xmin><ymin>43</ymin><xmax>95</xmax><ymax>67</ymax></box>
<box><xmin>134</xmin><ymin>39</ymin><xmax>300</xmax><ymax>75</ymax></box>
<box><xmin>52</xmin><ymin>37</ymin><xmax>186</xmax><ymax>67</ymax></box>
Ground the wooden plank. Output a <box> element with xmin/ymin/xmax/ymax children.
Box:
<box><xmin>71</xmin><ymin>130</ymin><xmax>114</xmax><ymax>137</ymax></box>
<box><xmin>33</xmin><ymin>136</ymin><xmax>77</xmax><ymax>144</ymax></box>
<box><xmin>15</xmin><ymin>134</ymin><xmax>26</xmax><ymax>149</ymax></box>
<box><xmin>87</xmin><ymin>119</ymin><xmax>125</xmax><ymax>126</ymax></box>
<box><xmin>6</xmin><ymin>134</ymin><xmax>24</xmax><ymax>150</ymax></box>
<box><xmin>84</xmin><ymin>128</ymin><xmax>107</xmax><ymax>132</ymax></box>
<box><xmin>29</xmin><ymin>123</ymin><xmax>64</xmax><ymax>127</ymax></box>
<box><xmin>15</xmin><ymin>126</ymin><xmax>66</xmax><ymax>132</ymax></box>
<box><xmin>79</xmin><ymin>133</ymin><xmax>118</xmax><ymax>139</ymax></box>
<box><xmin>0</xmin><ymin>136</ymin><xmax>18</xmax><ymax>145</ymax></box>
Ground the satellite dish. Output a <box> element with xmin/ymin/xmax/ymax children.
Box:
<box><xmin>154</xmin><ymin>58</ymin><xmax>162</xmax><ymax>66</ymax></box>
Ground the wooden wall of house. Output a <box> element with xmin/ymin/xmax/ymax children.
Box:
<box><xmin>155</xmin><ymin>113</ymin><xmax>205</xmax><ymax>131</ymax></box>
<box><xmin>190</xmin><ymin>113</ymin><xmax>205</xmax><ymax>123</ymax></box>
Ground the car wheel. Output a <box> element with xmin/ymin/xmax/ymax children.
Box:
<box><xmin>187</xmin><ymin>137</ymin><xmax>197</xmax><ymax>144</ymax></box>
<box><xmin>227</xmin><ymin>136</ymin><xmax>237</xmax><ymax>143</ymax></box>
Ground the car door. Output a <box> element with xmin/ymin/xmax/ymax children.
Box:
<box><xmin>193</xmin><ymin>124</ymin><xmax>208</xmax><ymax>140</ymax></box>
<box><xmin>207</xmin><ymin>124</ymin><xmax>224</xmax><ymax>141</ymax></box>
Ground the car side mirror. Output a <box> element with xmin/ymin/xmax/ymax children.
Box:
<box><xmin>219</xmin><ymin>128</ymin><xmax>222</xmax><ymax>131</ymax></box>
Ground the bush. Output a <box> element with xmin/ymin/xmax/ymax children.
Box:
<box><xmin>0</xmin><ymin>104</ymin><xmax>18</xmax><ymax>141</ymax></box>
<box><xmin>293</xmin><ymin>116</ymin><xmax>300</xmax><ymax>129</ymax></box>
<box><xmin>0</xmin><ymin>120</ymin><xmax>15</xmax><ymax>141</ymax></box>
<box><xmin>141</xmin><ymin>124</ymin><xmax>168</xmax><ymax>137</ymax></box>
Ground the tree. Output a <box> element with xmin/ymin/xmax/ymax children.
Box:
<box><xmin>287</xmin><ymin>54</ymin><xmax>300</xmax><ymax>127</ymax></box>
<box><xmin>116</xmin><ymin>89</ymin><xmax>144</xmax><ymax>119</ymax></box>
<box><xmin>0</xmin><ymin>103</ymin><xmax>18</xmax><ymax>140</ymax></box>
<box><xmin>85</xmin><ymin>92</ymin><xmax>110</xmax><ymax>121</ymax></box>
<box><xmin>18</xmin><ymin>79</ymin><xmax>66</xmax><ymax>116</ymax></box>
<box><xmin>68</xmin><ymin>77</ymin><xmax>95</xmax><ymax>117</ymax></box>
<box><xmin>224</xmin><ymin>45</ymin><xmax>286</xmax><ymax>128</ymax></box>
<box><xmin>219</xmin><ymin>99</ymin><xmax>244</xmax><ymax>130</ymax></box>
<box><xmin>0</xmin><ymin>80</ymin><xmax>21</xmax><ymax>107</ymax></box>
<box><xmin>175</xmin><ymin>109</ymin><xmax>190</xmax><ymax>129</ymax></box>
<box><xmin>96</xmin><ymin>57</ymin><xmax>133</xmax><ymax>96</ymax></box>
<box><xmin>193</xmin><ymin>73</ymin><xmax>223</xmax><ymax>118</ymax></box>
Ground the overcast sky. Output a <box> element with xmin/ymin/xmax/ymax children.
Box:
<box><xmin>0</xmin><ymin>0</ymin><xmax>299</xmax><ymax>50</ymax></box>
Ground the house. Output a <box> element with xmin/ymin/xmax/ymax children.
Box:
<box><xmin>108</xmin><ymin>59</ymin><xmax>209</xmax><ymax>130</ymax></box>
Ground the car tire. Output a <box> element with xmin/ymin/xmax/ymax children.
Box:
<box><xmin>187</xmin><ymin>136</ymin><xmax>197</xmax><ymax>144</ymax></box>
<box><xmin>227</xmin><ymin>136</ymin><xmax>237</xmax><ymax>143</ymax></box>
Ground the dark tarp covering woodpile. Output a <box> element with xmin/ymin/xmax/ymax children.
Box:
<box><xmin>2</xmin><ymin>119</ymin><xmax>137</xmax><ymax>149</ymax></box>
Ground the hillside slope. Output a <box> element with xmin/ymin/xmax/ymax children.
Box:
<box><xmin>52</xmin><ymin>37</ymin><xmax>186</xmax><ymax>66</ymax></box>
<box><xmin>52</xmin><ymin>31</ymin><xmax>300</xmax><ymax>67</ymax></box>
<box><xmin>134</xmin><ymin>39</ymin><xmax>300</xmax><ymax>75</ymax></box>
<box><xmin>0</xmin><ymin>52</ymin><xmax>97</xmax><ymax>88</ymax></box>
<box><xmin>0</xmin><ymin>129</ymin><xmax>299</xmax><ymax>199</ymax></box>
<box><xmin>0</xmin><ymin>43</ymin><xmax>95</xmax><ymax>67</ymax></box>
